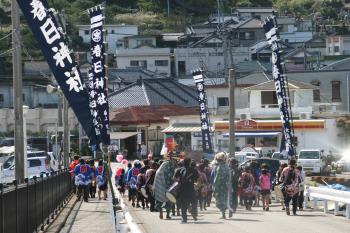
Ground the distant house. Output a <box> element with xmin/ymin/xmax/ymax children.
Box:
<box><xmin>237</xmin><ymin>70</ymin><xmax>350</xmax><ymax>115</ymax></box>
<box><xmin>231</xmin><ymin>7</ymin><xmax>274</xmax><ymax>20</ymax></box>
<box><xmin>108</xmin><ymin>78</ymin><xmax>198</xmax><ymax>111</ymax></box>
<box><xmin>108</xmin><ymin>67</ymin><xmax>167</xmax><ymax>92</ymax></box>
<box><xmin>77</xmin><ymin>24</ymin><xmax>138</xmax><ymax>54</ymax></box>
<box><xmin>115</xmin><ymin>35</ymin><xmax>172</xmax><ymax>77</ymax></box>
<box><xmin>326</xmin><ymin>34</ymin><xmax>350</xmax><ymax>56</ymax></box>
<box><xmin>109</xmin><ymin>105</ymin><xmax>198</xmax><ymax>158</ymax></box>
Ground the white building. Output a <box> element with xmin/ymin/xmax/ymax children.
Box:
<box><xmin>77</xmin><ymin>24</ymin><xmax>138</xmax><ymax>54</ymax></box>
<box><xmin>115</xmin><ymin>35</ymin><xmax>172</xmax><ymax>76</ymax></box>
<box><xmin>174</xmin><ymin>47</ymin><xmax>250</xmax><ymax>77</ymax></box>
<box><xmin>162</xmin><ymin>78</ymin><xmax>346</xmax><ymax>156</ymax></box>
<box><xmin>326</xmin><ymin>35</ymin><xmax>350</xmax><ymax>55</ymax></box>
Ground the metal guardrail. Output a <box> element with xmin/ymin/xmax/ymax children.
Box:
<box><xmin>304</xmin><ymin>186</ymin><xmax>350</xmax><ymax>220</ymax></box>
<box><xmin>0</xmin><ymin>169</ymin><xmax>72</xmax><ymax>233</ymax></box>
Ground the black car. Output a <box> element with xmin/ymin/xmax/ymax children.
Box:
<box><xmin>239</xmin><ymin>158</ymin><xmax>280</xmax><ymax>182</ymax></box>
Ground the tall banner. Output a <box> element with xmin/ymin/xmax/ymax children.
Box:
<box><xmin>88</xmin><ymin>5</ymin><xmax>110</xmax><ymax>145</ymax></box>
<box><xmin>192</xmin><ymin>69</ymin><xmax>213</xmax><ymax>154</ymax></box>
<box><xmin>263</xmin><ymin>15</ymin><xmax>295</xmax><ymax>157</ymax></box>
<box><xmin>17</xmin><ymin>0</ymin><xmax>97</xmax><ymax>143</ymax></box>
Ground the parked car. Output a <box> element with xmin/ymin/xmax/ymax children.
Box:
<box><xmin>297</xmin><ymin>149</ymin><xmax>331</xmax><ymax>175</ymax></box>
<box><xmin>0</xmin><ymin>138</ymin><xmax>14</xmax><ymax>147</ymax></box>
<box><xmin>1</xmin><ymin>155</ymin><xmax>52</xmax><ymax>184</ymax></box>
<box><xmin>271</xmin><ymin>152</ymin><xmax>289</xmax><ymax>164</ymax></box>
<box><xmin>336</xmin><ymin>156</ymin><xmax>350</xmax><ymax>172</ymax></box>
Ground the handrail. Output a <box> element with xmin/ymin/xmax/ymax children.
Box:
<box><xmin>304</xmin><ymin>185</ymin><xmax>350</xmax><ymax>220</ymax></box>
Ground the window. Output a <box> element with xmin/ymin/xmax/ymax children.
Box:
<box><xmin>178</xmin><ymin>61</ymin><xmax>186</xmax><ymax>76</ymax></box>
<box><xmin>130</xmin><ymin>60</ymin><xmax>147</xmax><ymax>68</ymax></box>
<box><xmin>155</xmin><ymin>60</ymin><xmax>168</xmax><ymax>66</ymax></box>
<box><xmin>130</xmin><ymin>60</ymin><xmax>138</xmax><ymax>66</ymax></box>
<box><xmin>334</xmin><ymin>46</ymin><xmax>340</xmax><ymax>53</ymax></box>
<box><xmin>84</xmin><ymin>30</ymin><xmax>89</xmax><ymax>35</ymax></box>
<box><xmin>139</xmin><ymin>60</ymin><xmax>147</xmax><ymax>68</ymax></box>
<box><xmin>311</xmin><ymin>80</ymin><xmax>321</xmax><ymax>102</ymax></box>
<box><xmin>29</xmin><ymin>159</ymin><xmax>41</xmax><ymax>168</ymax></box>
<box><xmin>217</xmin><ymin>97</ymin><xmax>229</xmax><ymax>107</ymax></box>
<box><xmin>22</xmin><ymin>94</ymin><xmax>25</xmax><ymax>102</ymax></box>
<box><xmin>239</xmin><ymin>31</ymin><xmax>255</xmax><ymax>40</ymax></box>
<box><xmin>261</xmin><ymin>91</ymin><xmax>278</xmax><ymax>107</ymax></box>
<box><xmin>331</xmin><ymin>81</ymin><xmax>341</xmax><ymax>102</ymax></box>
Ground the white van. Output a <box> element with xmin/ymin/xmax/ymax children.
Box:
<box><xmin>297</xmin><ymin>149</ymin><xmax>330</xmax><ymax>175</ymax></box>
<box><xmin>1</xmin><ymin>155</ymin><xmax>52</xmax><ymax>184</ymax></box>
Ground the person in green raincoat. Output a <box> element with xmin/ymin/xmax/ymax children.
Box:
<box><xmin>213</xmin><ymin>152</ymin><xmax>230</xmax><ymax>219</ymax></box>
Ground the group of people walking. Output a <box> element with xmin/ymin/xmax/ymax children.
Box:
<box><xmin>114</xmin><ymin>151</ymin><xmax>305</xmax><ymax>223</ymax></box>
<box><xmin>70</xmin><ymin>156</ymin><xmax>109</xmax><ymax>202</ymax></box>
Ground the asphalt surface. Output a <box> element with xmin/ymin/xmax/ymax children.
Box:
<box><xmin>110</xmin><ymin>163</ymin><xmax>349</xmax><ymax>233</ymax></box>
<box><xmin>126</xmin><ymin>200</ymin><xmax>349</xmax><ymax>233</ymax></box>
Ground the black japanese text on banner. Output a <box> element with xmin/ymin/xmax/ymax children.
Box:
<box><xmin>88</xmin><ymin>6</ymin><xmax>110</xmax><ymax>145</ymax></box>
<box><xmin>192</xmin><ymin>69</ymin><xmax>213</xmax><ymax>154</ymax></box>
<box><xmin>17</xmin><ymin>0</ymin><xmax>97</xmax><ymax>144</ymax></box>
<box><xmin>263</xmin><ymin>15</ymin><xmax>295</xmax><ymax>157</ymax></box>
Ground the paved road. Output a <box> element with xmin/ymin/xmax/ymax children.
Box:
<box><xmin>110</xmin><ymin>163</ymin><xmax>349</xmax><ymax>233</ymax></box>
<box><xmin>59</xmin><ymin>196</ymin><xmax>115</xmax><ymax>233</ymax></box>
<box><xmin>126</xmin><ymin>201</ymin><xmax>349</xmax><ymax>233</ymax></box>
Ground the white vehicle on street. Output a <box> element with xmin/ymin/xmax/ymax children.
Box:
<box><xmin>1</xmin><ymin>155</ymin><xmax>52</xmax><ymax>184</ymax></box>
<box><xmin>272</xmin><ymin>152</ymin><xmax>289</xmax><ymax>164</ymax></box>
<box><xmin>297</xmin><ymin>149</ymin><xmax>330</xmax><ymax>175</ymax></box>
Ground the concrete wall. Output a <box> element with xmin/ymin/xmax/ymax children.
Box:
<box><xmin>206</xmin><ymin>87</ymin><xmax>249</xmax><ymax>115</ymax></box>
<box><xmin>0</xmin><ymin>108</ymin><xmax>78</xmax><ymax>133</ymax></box>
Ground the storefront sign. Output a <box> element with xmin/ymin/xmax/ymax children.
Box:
<box><xmin>17</xmin><ymin>0</ymin><xmax>97</xmax><ymax>144</ymax></box>
<box><xmin>192</xmin><ymin>69</ymin><xmax>213</xmax><ymax>154</ymax></box>
<box><xmin>263</xmin><ymin>15</ymin><xmax>295</xmax><ymax>156</ymax></box>
<box><xmin>88</xmin><ymin>5</ymin><xmax>110</xmax><ymax>145</ymax></box>
<box><xmin>236</xmin><ymin>120</ymin><xmax>258</xmax><ymax>130</ymax></box>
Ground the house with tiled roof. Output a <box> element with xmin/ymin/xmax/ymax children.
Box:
<box><xmin>108</xmin><ymin>78</ymin><xmax>198</xmax><ymax>111</ymax></box>
<box><xmin>109</xmin><ymin>105</ymin><xmax>198</xmax><ymax>159</ymax></box>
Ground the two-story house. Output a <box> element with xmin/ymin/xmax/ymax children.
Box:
<box><xmin>326</xmin><ymin>34</ymin><xmax>350</xmax><ymax>56</ymax></box>
<box><xmin>77</xmin><ymin>24</ymin><xmax>138</xmax><ymax>54</ymax></box>
<box><xmin>115</xmin><ymin>35</ymin><xmax>172</xmax><ymax>77</ymax></box>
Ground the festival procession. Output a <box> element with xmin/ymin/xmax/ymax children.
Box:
<box><xmin>1</xmin><ymin>0</ymin><xmax>350</xmax><ymax>233</ymax></box>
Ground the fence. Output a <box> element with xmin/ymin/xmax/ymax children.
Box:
<box><xmin>304</xmin><ymin>186</ymin><xmax>350</xmax><ymax>220</ymax></box>
<box><xmin>0</xmin><ymin>169</ymin><xmax>72</xmax><ymax>233</ymax></box>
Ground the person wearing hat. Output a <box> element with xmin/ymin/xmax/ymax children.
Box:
<box><xmin>213</xmin><ymin>152</ymin><xmax>230</xmax><ymax>219</ymax></box>
<box><xmin>259</xmin><ymin>164</ymin><xmax>271</xmax><ymax>211</ymax></box>
<box><xmin>153</xmin><ymin>151</ymin><xmax>177</xmax><ymax>219</ymax></box>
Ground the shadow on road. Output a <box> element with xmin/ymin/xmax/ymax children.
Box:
<box><xmin>226</xmin><ymin>218</ymin><xmax>261</xmax><ymax>222</ymax></box>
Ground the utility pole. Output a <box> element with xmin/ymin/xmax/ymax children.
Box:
<box><xmin>59</xmin><ymin>9</ymin><xmax>70</xmax><ymax>167</ymax></box>
<box><xmin>63</xmin><ymin>97</ymin><xmax>69</xmax><ymax>167</ymax></box>
<box><xmin>223</xmin><ymin>33</ymin><xmax>228</xmax><ymax>82</ymax></box>
<box><xmin>229</xmin><ymin>69</ymin><xmax>236</xmax><ymax>158</ymax></box>
<box><xmin>12</xmin><ymin>1</ymin><xmax>25</xmax><ymax>184</ymax></box>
